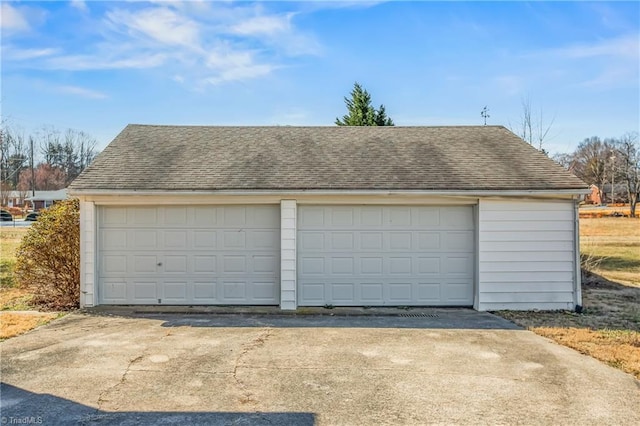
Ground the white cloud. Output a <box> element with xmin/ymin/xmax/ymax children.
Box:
<box><xmin>520</xmin><ymin>33</ymin><xmax>639</xmax><ymax>91</ymax></box>
<box><xmin>4</xmin><ymin>2</ymin><xmax>322</xmax><ymax>87</ymax></box>
<box><xmin>2</xmin><ymin>46</ymin><xmax>59</xmax><ymax>60</ymax></box>
<box><xmin>1</xmin><ymin>3</ymin><xmax>31</xmax><ymax>32</ymax></box>
<box><xmin>106</xmin><ymin>7</ymin><xmax>200</xmax><ymax>47</ymax></box>
<box><xmin>528</xmin><ymin>33</ymin><xmax>639</xmax><ymax>61</ymax></box>
<box><xmin>70</xmin><ymin>0</ymin><xmax>88</xmax><ymax>13</ymax></box>
<box><xmin>553</xmin><ymin>33</ymin><xmax>639</xmax><ymax>60</ymax></box>
<box><xmin>55</xmin><ymin>85</ymin><xmax>108</xmax><ymax>99</ymax></box>
<box><xmin>206</xmin><ymin>63</ymin><xmax>275</xmax><ymax>85</ymax></box>
<box><xmin>47</xmin><ymin>53</ymin><xmax>167</xmax><ymax>70</ymax></box>
<box><xmin>231</xmin><ymin>14</ymin><xmax>292</xmax><ymax>36</ymax></box>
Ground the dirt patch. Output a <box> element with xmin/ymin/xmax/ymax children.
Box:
<box><xmin>0</xmin><ymin>311</ymin><xmax>61</xmax><ymax>340</ymax></box>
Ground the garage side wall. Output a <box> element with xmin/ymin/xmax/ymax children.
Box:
<box><xmin>477</xmin><ymin>199</ymin><xmax>578</xmax><ymax>311</ymax></box>
<box><xmin>79</xmin><ymin>200</ymin><xmax>96</xmax><ymax>307</ymax></box>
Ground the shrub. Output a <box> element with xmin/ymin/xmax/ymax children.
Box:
<box><xmin>15</xmin><ymin>198</ymin><xmax>80</xmax><ymax>310</ymax></box>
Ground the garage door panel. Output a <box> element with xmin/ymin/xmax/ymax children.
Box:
<box><xmin>223</xmin><ymin>230</ymin><xmax>246</xmax><ymax>249</ymax></box>
<box><xmin>102</xmin><ymin>280</ymin><xmax>127</xmax><ymax>301</ymax></box>
<box><xmin>222</xmin><ymin>281</ymin><xmax>247</xmax><ymax>300</ymax></box>
<box><xmin>361</xmin><ymin>257</ymin><xmax>383</xmax><ymax>274</ymax></box>
<box><xmin>417</xmin><ymin>209</ymin><xmax>440</xmax><ymax>227</ymax></box>
<box><xmin>193</xmin><ymin>206</ymin><xmax>217</xmax><ymax>226</ymax></box>
<box><xmin>164</xmin><ymin>207</ymin><xmax>188</xmax><ymax>225</ymax></box>
<box><xmin>193</xmin><ymin>282</ymin><xmax>216</xmax><ymax>301</ymax></box>
<box><xmin>330</xmin><ymin>233</ymin><xmax>353</xmax><ymax>250</ymax></box>
<box><xmin>163</xmin><ymin>282</ymin><xmax>187</xmax><ymax>301</ymax></box>
<box><xmin>417</xmin><ymin>257</ymin><xmax>440</xmax><ymax>274</ymax></box>
<box><xmin>331</xmin><ymin>257</ymin><xmax>354</xmax><ymax>274</ymax></box>
<box><xmin>164</xmin><ymin>256</ymin><xmax>188</xmax><ymax>273</ymax></box>
<box><xmin>388</xmin><ymin>208</ymin><xmax>411</xmax><ymax>227</ymax></box>
<box><xmin>388</xmin><ymin>283</ymin><xmax>412</xmax><ymax>301</ymax></box>
<box><xmin>360</xmin><ymin>208</ymin><xmax>382</xmax><ymax>226</ymax></box>
<box><xmin>133</xmin><ymin>281</ymin><xmax>157</xmax><ymax>301</ymax></box>
<box><xmin>417</xmin><ymin>283</ymin><xmax>441</xmax><ymax>302</ymax></box>
<box><xmin>445</xmin><ymin>231</ymin><xmax>474</xmax><ymax>251</ymax></box>
<box><xmin>331</xmin><ymin>208</ymin><xmax>354</xmax><ymax>227</ymax></box>
<box><xmin>133</xmin><ymin>255</ymin><xmax>158</xmax><ymax>273</ymax></box>
<box><xmin>253</xmin><ymin>230</ymin><xmax>279</xmax><ymax>248</ymax></box>
<box><xmin>194</xmin><ymin>231</ymin><xmax>217</xmax><ymax>248</ymax></box>
<box><xmin>164</xmin><ymin>230</ymin><xmax>188</xmax><ymax>249</ymax></box>
<box><xmin>99</xmin><ymin>206</ymin><xmax>280</xmax><ymax>305</ymax></box>
<box><xmin>101</xmin><ymin>230</ymin><xmax>127</xmax><ymax>250</ymax></box>
<box><xmin>103</xmin><ymin>255</ymin><xmax>127</xmax><ymax>274</ymax></box>
<box><xmin>444</xmin><ymin>255</ymin><xmax>474</xmax><ymax>276</ymax></box>
<box><xmin>253</xmin><ymin>282</ymin><xmax>278</xmax><ymax>301</ymax></box>
<box><xmin>133</xmin><ymin>230</ymin><xmax>157</xmax><ymax>248</ymax></box>
<box><xmin>444</xmin><ymin>281</ymin><xmax>473</xmax><ymax>303</ymax></box>
<box><xmin>301</xmin><ymin>258</ymin><xmax>324</xmax><ymax>274</ymax></box>
<box><xmin>331</xmin><ymin>283</ymin><xmax>355</xmax><ymax>302</ymax></box>
<box><xmin>360</xmin><ymin>232</ymin><xmax>383</xmax><ymax>250</ymax></box>
<box><xmin>193</xmin><ymin>255</ymin><xmax>216</xmax><ymax>273</ymax></box>
<box><xmin>389</xmin><ymin>232</ymin><xmax>412</xmax><ymax>250</ymax></box>
<box><xmin>441</xmin><ymin>208</ymin><xmax>474</xmax><ymax>228</ymax></box>
<box><xmin>298</xmin><ymin>206</ymin><xmax>474</xmax><ymax>307</ymax></box>
<box><xmin>133</xmin><ymin>208</ymin><xmax>157</xmax><ymax>226</ymax></box>
<box><xmin>389</xmin><ymin>257</ymin><xmax>412</xmax><ymax>275</ymax></box>
<box><xmin>417</xmin><ymin>232</ymin><xmax>440</xmax><ymax>250</ymax></box>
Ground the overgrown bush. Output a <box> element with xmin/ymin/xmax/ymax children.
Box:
<box><xmin>15</xmin><ymin>199</ymin><xmax>80</xmax><ymax>310</ymax></box>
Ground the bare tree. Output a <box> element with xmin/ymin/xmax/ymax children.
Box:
<box><xmin>0</xmin><ymin>124</ymin><xmax>29</xmax><ymax>189</ymax></box>
<box><xmin>613</xmin><ymin>132</ymin><xmax>640</xmax><ymax>217</ymax></box>
<box><xmin>40</xmin><ymin>127</ymin><xmax>97</xmax><ymax>184</ymax></box>
<box><xmin>571</xmin><ymin>137</ymin><xmax>615</xmax><ymax>204</ymax></box>
<box><xmin>0</xmin><ymin>181</ymin><xmax>11</xmax><ymax>206</ymax></box>
<box><xmin>510</xmin><ymin>96</ymin><xmax>555</xmax><ymax>154</ymax></box>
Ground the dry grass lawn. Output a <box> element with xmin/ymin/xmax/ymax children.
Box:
<box><xmin>1</xmin><ymin>228</ymin><xmax>28</xmax><ymax>288</ymax></box>
<box><xmin>498</xmin><ymin>216</ymin><xmax>640</xmax><ymax>379</ymax></box>
<box><xmin>0</xmin><ymin>311</ymin><xmax>61</xmax><ymax>340</ymax></box>
<box><xmin>1</xmin><ymin>227</ymin><xmax>62</xmax><ymax>339</ymax></box>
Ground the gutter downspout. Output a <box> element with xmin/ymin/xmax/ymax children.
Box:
<box><xmin>573</xmin><ymin>198</ymin><xmax>583</xmax><ymax>311</ymax></box>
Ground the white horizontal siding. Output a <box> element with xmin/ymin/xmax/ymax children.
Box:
<box><xmin>280</xmin><ymin>200</ymin><xmax>297</xmax><ymax>310</ymax></box>
<box><xmin>478</xmin><ymin>199</ymin><xmax>577</xmax><ymax>311</ymax></box>
<box><xmin>79</xmin><ymin>200</ymin><xmax>96</xmax><ymax>307</ymax></box>
<box><xmin>481</xmin><ymin>302</ymin><xmax>573</xmax><ymax>311</ymax></box>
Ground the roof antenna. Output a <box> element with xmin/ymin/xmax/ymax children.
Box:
<box><xmin>481</xmin><ymin>106</ymin><xmax>490</xmax><ymax>125</ymax></box>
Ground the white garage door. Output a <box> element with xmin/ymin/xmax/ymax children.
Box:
<box><xmin>98</xmin><ymin>205</ymin><xmax>280</xmax><ymax>305</ymax></box>
<box><xmin>298</xmin><ymin>206</ymin><xmax>475</xmax><ymax>306</ymax></box>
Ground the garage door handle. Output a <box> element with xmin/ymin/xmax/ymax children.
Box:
<box><xmin>157</xmin><ymin>262</ymin><xmax>162</xmax><ymax>266</ymax></box>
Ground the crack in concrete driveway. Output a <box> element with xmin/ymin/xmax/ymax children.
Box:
<box><xmin>232</xmin><ymin>328</ymin><xmax>273</xmax><ymax>407</ymax></box>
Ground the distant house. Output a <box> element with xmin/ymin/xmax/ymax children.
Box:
<box><xmin>25</xmin><ymin>189</ymin><xmax>68</xmax><ymax>211</ymax></box>
<box><xmin>3</xmin><ymin>191</ymin><xmax>29</xmax><ymax>208</ymax></box>
<box><xmin>584</xmin><ymin>185</ymin><xmax>602</xmax><ymax>205</ymax></box>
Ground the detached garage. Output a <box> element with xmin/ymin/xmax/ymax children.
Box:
<box><xmin>69</xmin><ymin>125</ymin><xmax>589</xmax><ymax>311</ymax></box>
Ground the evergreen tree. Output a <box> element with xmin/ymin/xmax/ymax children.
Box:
<box><xmin>336</xmin><ymin>82</ymin><xmax>394</xmax><ymax>126</ymax></box>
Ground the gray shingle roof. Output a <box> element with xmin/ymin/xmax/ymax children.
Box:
<box><xmin>69</xmin><ymin>125</ymin><xmax>587</xmax><ymax>192</ymax></box>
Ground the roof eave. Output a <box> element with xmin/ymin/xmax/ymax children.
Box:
<box><xmin>68</xmin><ymin>188</ymin><xmax>591</xmax><ymax>197</ymax></box>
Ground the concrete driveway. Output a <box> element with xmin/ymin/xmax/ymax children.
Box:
<box><xmin>1</xmin><ymin>310</ymin><xmax>638</xmax><ymax>425</ymax></box>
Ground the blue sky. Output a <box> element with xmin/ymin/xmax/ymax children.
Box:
<box><xmin>2</xmin><ymin>1</ymin><xmax>638</xmax><ymax>155</ymax></box>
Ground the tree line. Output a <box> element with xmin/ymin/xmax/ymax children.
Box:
<box><xmin>554</xmin><ymin>133</ymin><xmax>639</xmax><ymax>217</ymax></box>
<box><xmin>0</xmin><ymin>123</ymin><xmax>98</xmax><ymax>204</ymax></box>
